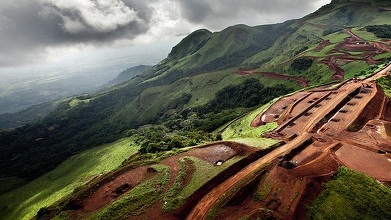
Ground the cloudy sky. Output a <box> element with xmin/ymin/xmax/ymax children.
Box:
<box><xmin>0</xmin><ymin>0</ymin><xmax>332</xmax><ymax>69</ymax></box>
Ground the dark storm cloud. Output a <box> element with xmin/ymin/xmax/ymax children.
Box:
<box><xmin>0</xmin><ymin>0</ymin><xmax>331</xmax><ymax>67</ymax></box>
<box><xmin>177</xmin><ymin>0</ymin><xmax>330</xmax><ymax>29</ymax></box>
<box><xmin>0</xmin><ymin>0</ymin><xmax>151</xmax><ymax>66</ymax></box>
<box><xmin>176</xmin><ymin>0</ymin><xmax>213</xmax><ymax>23</ymax></box>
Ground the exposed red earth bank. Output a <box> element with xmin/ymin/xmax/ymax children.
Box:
<box><xmin>186</xmin><ymin>63</ymin><xmax>391</xmax><ymax>220</ymax></box>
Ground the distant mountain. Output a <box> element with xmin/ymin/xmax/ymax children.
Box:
<box><xmin>0</xmin><ymin>102</ymin><xmax>58</xmax><ymax>129</ymax></box>
<box><xmin>105</xmin><ymin>65</ymin><xmax>152</xmax><ymax>87</ymax></box>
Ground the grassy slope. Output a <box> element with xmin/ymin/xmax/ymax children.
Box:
<box><xmin>220</xmin><ymin>100</ymin><xmax>280</xmax><ymax>147</ymax></box>
<box><xmin>377</xmin><ymin>75</ymin><xmax>391</xmax><ymax>97</ymax></box>
<box><xmin>308</xmin><ymin>167</ymin><xmax>391</xmax><ymax>220</ymax></box>
<box><xmin>242</xmin><ymin>0</ymin><xmax>391</xmax><ymax>84</ymax></box>
<box><xmin>111</xmin><ymin>69</ymin><xmax>300</xmax><ymax>127</ymax></box>
<box><xmin>0</xmin><ymin>138</ymin><xmax>138</xmax><ymax>220</ymax></box>
<box><xmin>308</xmin><ymin>1</ymin><xmax>391</xmax><ymax>27</ymax></box>
<box><xmin>0</xmin><ymin>177</ymin><xmax>25</xmax><ymax>194</ymax></box>
<box><xmin>163</xmin><ymin>156</ymin><xmax>243</xmax><ymax>211</ymax></box>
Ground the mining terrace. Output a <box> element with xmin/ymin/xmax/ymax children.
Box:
<box><xmin>187</xmin><ymin>63</ymin><xmax>391</xmax><ymax>220</ymax></box>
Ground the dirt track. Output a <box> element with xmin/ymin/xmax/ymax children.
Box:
<box><xmin>186</xmin><ymin>63</ymin><xmax>391</xmax><ymax>220</ymax></box>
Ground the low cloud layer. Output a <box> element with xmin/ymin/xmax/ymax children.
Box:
<box><xmin>0</xmin><ymin>0</ymin><xmax>331</xmax><ymax>67</ymax></box>
<box><xmin>40</xmin><ymin>0</ymin><xmax>142</xmax><ymax>34</ymax></box>
<box><xmin>178</xmin><ymin>0</ymin><xmax>331</xmax><ymax>29</ymax></box>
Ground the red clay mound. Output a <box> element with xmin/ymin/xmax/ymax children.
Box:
<box><xmin>291</xmin><ymin>146</ymin><xmax>340</xmax><ymax>178</ymax></box>
<box><xmin>73</xmin><ymin>166</ymin><xmax>150</xmax><ymax>217</ymax></box>
<box><xmin>335</xmin><ymin>144</ymin><xmax>391</xmax><ymax>181</ymax></box>
<box><xmin>341</xmin><ymin>43</ymin><xmax>377</xmax><ymax>52</ymax></box>
<box><xmin>315</xmin><ymin>40</ymin><xmax>331</xmax><ymax>52</ymax></box>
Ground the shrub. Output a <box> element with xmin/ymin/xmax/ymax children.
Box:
<box><xmin>308</xmin><ymin>167</ymin><xmax>391</xmax><ymax>220</ymax></box>
<box><xmin>290</xmin><ymin>57</ymin><xmax>314</xmax><ymax>71</ymax></box>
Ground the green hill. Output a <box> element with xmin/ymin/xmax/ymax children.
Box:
<box><xmin>106</xmin><ymin>65</ymin><xmax>152</xmax><ymax>87</ymax></box>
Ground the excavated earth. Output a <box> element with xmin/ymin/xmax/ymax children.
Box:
<box><xmin>53</xmin><ymin>142</ymin><xmax>263</xmax><ymax>220</ymax></box>
<box><xmin>186</xmin><ymin>63</ymin><xmax>391</xmax><ymax>220</ymax></box>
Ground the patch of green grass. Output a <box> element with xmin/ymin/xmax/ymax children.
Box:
<box><xmin>342</xmin><ymin>61</ymin><xmax>370</xmax><ymax>79</ymax></box>
<box><xmin>227</xmin><ymin>138</ymin><xmax>279</xmax><ymax>149</ymax></box>
<box><xmin>351</xmin><ymin>28</ymin><xmax>381</xmax><ymax>42</ymax></box>
<box><xmin>372</xmin><ymin>12</ymin><xmax>391</xmax><ymax>25</ymax></box>
<box><xmin>345</xmin><ymin>62</ymin><xmax>388</xmax><ymax>81</ymax></box>
<box><xmin>90</xmin><ymin>164</ymin><xmax>170</xmax><ymax>220</ymax></box>
<box><xmin>179</xmin><ymin>156</ymin><xmax>242</xmax><ymax>204</ymax></box>
<box><xmin>301</xmin><ymin>63</ymin><xmax>335</xmax><ymax>86</ymax></box>
<box><xmin>322</xmin><ymin>31</ymin><xmax>350</xmax><ymax>44</ymax></box>
<box><xmin>377</xmin><ymin>74</ymin><xmax>391</xmax><ymax>97</ymax></box>
<box><xmin>373</xmin><ymin>52</ymin><xmax>391</xmax><ymax>61</ymax></box>
<box><xmin>69</xmin><ymin>98</ymin><xmax>92</xmax><ymax>107</ymax></box>
<box><xmin>221</xmin><ymin>100</ymin><xmax>277</xmax><ymax>139</ymax></box>
<box><xmin>220</xmin><ymin>98</ymin><xmax>283</xmax><ymax>148</ymax></box>
<box><xmin>344</xmin><ymin>51</ymin><xmax>364</xmax><ymax>56</ymax></box>
<box><xmin>253</xmin><ymin>175</ymin><xmax>273</xmax><ymax>201</ymax></box>
<box><xmin>163</xmin><ymin>157</ymin><xmax>194</xmax><ymax>212</ymax></box>
<box><xmin>186</xmin><ymin>69</ymin><xmax>242</xmax><ymax>107</ymax></box>
<box><xmin>308</xmin><ymin>167</ymin><xmax>391</xmax><ymax>220</ymax></box>
<box><xmin>111</xmin><ymin>69</ymin><xmax>249</xmax><ymax>126</ymax></box>
<box><xmin>0</xmin><ymin>138</ymin><xmax>138</xmax><ymax>220</ymax></box>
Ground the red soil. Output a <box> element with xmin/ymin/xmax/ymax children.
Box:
<box><xmin>316</xmin><ymin>28</ymin><xmax>391</xmax><ymax>80</ymax></box>
<box><xmin>239</xmin><ymin>28</ymin><xmax>390</xmax><ymax>84</ymax></box>
<box><xmin>251</xmin><ymin>91</ymin><xmax>310</xmax><ymax>127</ymax></box>
<box><xmin>314</xmin><ymin>40</ymin><xmax>331</xmax><ymax>52</ymax></box>
<box><xmin>193</xmin><ymin>63</ymin><xmax>391</xmax><ymax>219</ymax></box>
<box><xmin>65</xmin><ymin>142</ymin><xmax>260</xmax><ymax>219</ymax></box>
<box><xmin>80</xmin><ymin>166</ymin><xmax>149</xmax><ymax>213</ymax></box>
<box><xmin>67</xmin><ymin>63</ymin><xmax>391</xmax><ymax>220</ymax></box>
<box><xmin>335</xmin><ymin>144</ymin><xmax>391</xmax><ymax>181</ymax></box>
<box><xmin>177</xmin><ymin>38</ymin><xmax>391</xmax><ymax>220</ymax></box>
<box><xmin>320</xmin><ymin>56</ymin><xmax>345</xmax><ymax>80</ymax></box>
